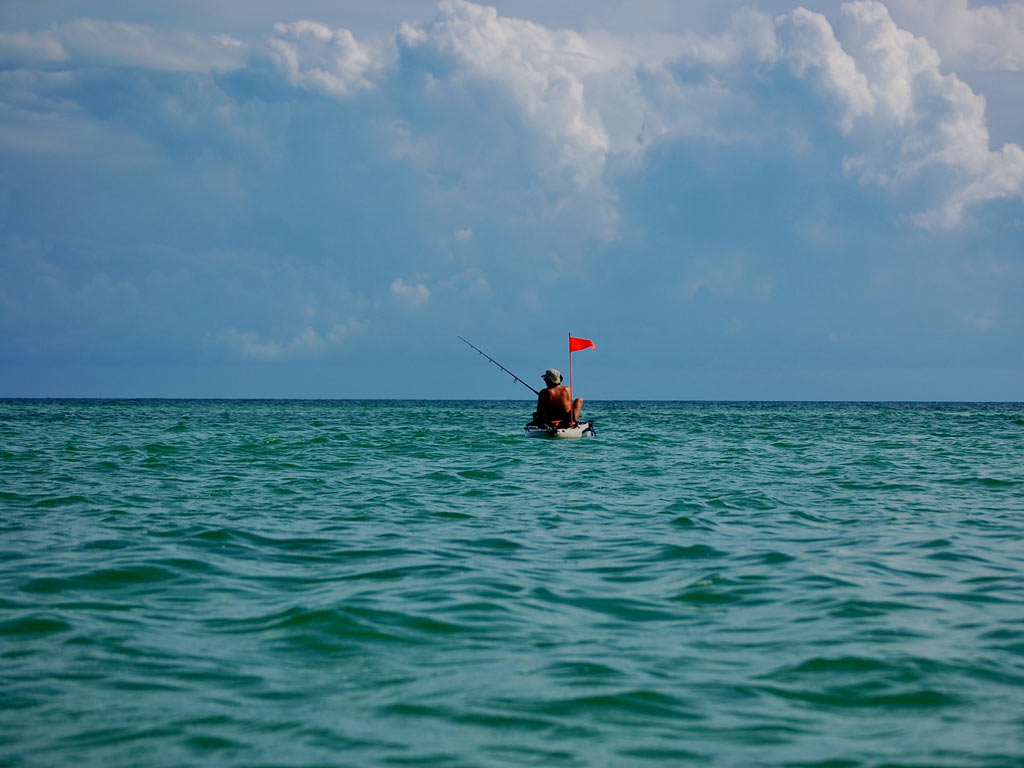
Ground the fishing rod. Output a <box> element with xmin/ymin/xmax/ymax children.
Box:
<box><xmin>458</xmin><ymin>336</ymin><xmax>539</xmax><ymax>395</ymax></box>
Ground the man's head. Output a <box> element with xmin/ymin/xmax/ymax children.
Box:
<box><xmin>542</xmin><ymin>368</ymin><xmax>563</xmax><ymax>386</ymax></box>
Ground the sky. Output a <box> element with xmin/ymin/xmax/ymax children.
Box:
<box><xmin>1</xmin><ymin>0</ymin><xmax>1022</xmax><ymax>400</ymax></box>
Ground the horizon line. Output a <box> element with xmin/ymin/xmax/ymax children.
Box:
<box><xmin>2</xmin><ymin>397</ymin><xmax>1022</xmax><ymax>405</ymax></box>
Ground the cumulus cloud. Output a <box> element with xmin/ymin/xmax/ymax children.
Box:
<box><xmin>674</xmin><ymin>7</ymin><xmax>780</xmax><ymax>67</ymax></box>
<box><xmin>390</xmin><ymin>278</ymin><xmax>430</xmax><ymax>308</ymax></box>
<box><xmin>280</xmin><ymin>0</ymin><xmax>1021</xmax><ymax>230</ymax></box>
<box><xmin>778</xmin><ymin>7</ymin><xmax>874</xmax><ymax>134</ymax></box>
<box><xmin>378</xmin><ymin>3</ymin><xmax>784</xmax><ymax>236</ymax></box>
<box><xmin>778</xmin><ymin>1</ymin><xmax>1024</xmax><ymax>227</ymax></box>
<box><xmin>267</xmin><ymin>20</ymin><xmax>386</xmax><ymax>96</ymax></box>
<box><xmin>398</xmin><ymin>0</ymin><xmax>612</xmax><ymax>190</ymax></box>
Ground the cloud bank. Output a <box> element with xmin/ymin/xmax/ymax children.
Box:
<box><xmin>253</xmin><ymin>0</ymin><xmax>1023</xmax><ymax>229</ymax></box>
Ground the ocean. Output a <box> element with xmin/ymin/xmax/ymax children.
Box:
<box><xmin>1</xmin><ymin>399</ymin><xmax>1023</xmax><ymax>767</ymax></box>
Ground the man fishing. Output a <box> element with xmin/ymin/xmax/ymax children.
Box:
<box><xmin>532</xmin><ymin>368</ymin><xmax>583</xmax><ymax>427</ymax></box>
<box><xmin>458</xmin><ymin>335</ymin><xmax>594</xmax><ymax>437</ymax></box>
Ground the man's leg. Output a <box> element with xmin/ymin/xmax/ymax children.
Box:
<box><xmin>573</xmin><ymin>398</ymin><xmax>584</xmax><ymax>421</ymax></box>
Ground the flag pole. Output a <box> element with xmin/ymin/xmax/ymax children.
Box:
<box><xmin>568</xmin><ymin>331</ymin><xmax>573</xmax><ymax>423</ymax></box>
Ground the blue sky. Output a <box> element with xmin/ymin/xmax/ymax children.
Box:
<box><xmin>1</xmin><ymin>0</ymin><xmax>1022</xmax><ymax>399</ymax></box>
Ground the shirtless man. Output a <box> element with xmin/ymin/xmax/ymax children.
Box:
<box><xmin>532</xmin><ymin>368</ymin><xmax>583</xmax><ymax>425</ymax></box>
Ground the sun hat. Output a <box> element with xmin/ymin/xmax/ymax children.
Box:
<box><xmin>542</xmin><ymin>368</ymin><xmax>563</xmax><ymax>384</ymax></box>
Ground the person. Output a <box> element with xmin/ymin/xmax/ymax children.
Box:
<box><xmin>532</xmin><ymin>368</ymin><xmax>583</xmax><ymax>426</ymax></box>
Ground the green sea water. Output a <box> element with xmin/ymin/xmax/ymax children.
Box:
<box><xmin>1</xmin><ymin>399</ymin><xmax>1023</xmax><ymax>767</ymax></box>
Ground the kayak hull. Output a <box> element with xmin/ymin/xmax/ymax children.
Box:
<box><xmin>524</xmin><ymin>421</ymin><xmax>596</xmax><ymax>439</ymax></box>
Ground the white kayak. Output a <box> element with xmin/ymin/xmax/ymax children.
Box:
<box><xmin>524</xmin><ymin>420</ymin><xmax>596</xmax><ymax>439</ymax></box>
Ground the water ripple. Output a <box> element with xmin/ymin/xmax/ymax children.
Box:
<box><xmin>1</xmin><ymin>399</ymin><xmax>1023</xmax><ymax>767</ymax></box>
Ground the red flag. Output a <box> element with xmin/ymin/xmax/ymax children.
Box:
<box><xmin>569</xmin><ymin>335</ymin><xmax>595</xmax><ymax>352</ymax></box>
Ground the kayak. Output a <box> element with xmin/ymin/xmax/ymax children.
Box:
<box><xmin>524</xmin><ymin>420</ymin><xmax>596</xmax><ymax>439</ymax></box>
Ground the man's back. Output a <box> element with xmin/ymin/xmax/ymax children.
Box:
<box><xmin>536</xmin><ymin>385</ymin><xmax>572</xmax><ymax>421</ymax></box>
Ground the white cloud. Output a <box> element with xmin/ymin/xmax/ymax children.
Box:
<box><xmin>674</xmin><ymin>7</ymin><xmax>780</xmax><ymax>68</ymax></box>
<box><xmin>397</xmin><ymin>0</ymin><xmax>612</xmax><ymax>190</ymax></box>
<box><xmin>391</xmin><ymin>278</ymin><xmax>430</xmax><ymax>307</ymax></box>
<box><xmin>0</xmin><ymin>74</ymin><xmax>153</xmax><ymax>156</ymax></box>
<box><xmin>454</xmin><ymin>227</ymin><xmax>473</xmax><ymax>241</ymax></box>
<box><xmin>388</xmin><ymin>1</ymin><xmax>1022</xmax><ymax>229</ymax></box>
<box><xmin>214</xmin><ymin>319</ymin><xmax>367</xmax><ymax>361</ymax></box>
<box><xmin>379</xmin><ymin>3</ymin><xmax>789</xmax><ymax>238</ymax></box>
<box><xmin>268</xmin><ymin>20</ymin><xmax>387</xmax><ymax>96</ymax></box>
<box><xmin>888</xmin><ymin>0</ymin><xmax>1024</xmax><ymax>71</ymax></box>
<box><xmin>675</xmin><ymin>253</ymin><xmax>773</xmax><ymax>301</ymax></box>
<box><xmin>964</xmin><ymin>309</ymin><xmax>997</xmax><ymax>331</ymax></box>
<box><xmin>0</xmin><ymin>30</ymin><xmax>67</xmax><ymax>65</ymax></box>
<box><xmin>2</xmin><ymin>1</ymin><xmax>1020</xmax><ymax>235</ymax></box>
<box><xmin>779</xmin><ymin>1</ymin><xmax>1024</xmax><ymax>227</ymax></box>
<box><xmin>216</xmin><ymin>328</ymin><xmax>285</xmax><ymax>361</ymax></box>
<box><xmin>0</xmin><ymin>19</ymin><xmax>246</xmax><ymax>72</ymax></box>
<box><xmin>440</xmin><ymin>268</ymin><xmax>490</xmax><ymax>294</ymax></box>
<box><xmin>778</xmin><ymin>7</ymin><xmax>875</xmax><ymax>134</ymax></box>
<box><xmin>327</xmin><ymin>319</ymin><xmax>369</xmax><ymax>343</ymax></box>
